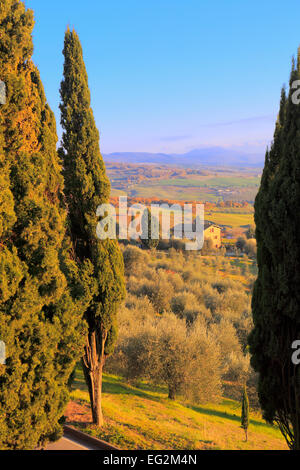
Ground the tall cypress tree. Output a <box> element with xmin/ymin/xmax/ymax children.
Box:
<box><xmin>249</xmin><ymin>55</ymin><xmax>300</xmax><ymax>450</ymax></box>
<box><xmin>0</xmin><ymin>0</ymin><xmax>86</xmax><ymax>449</ymax></box>
<box><xmin>59</xmin><ymin>29</ymin><xmax>125</xmax><ymax>427</ymax></box>
<box><xmin>141</xmin><ymin>208</ymin><xmax>159</xmax><ymax>249</ymax></box>
<box><xmin>241</xmin><ymin>386</ymin><xmax>249</xmax><ymax>442</ymax></box>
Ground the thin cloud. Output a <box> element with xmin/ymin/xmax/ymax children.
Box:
<box><xmin>159</xmin><ymin>134</ymin><xmax>193</xmax><ymax>142</ymax></box>
<box><xmin>199</xmin><ymin>115</ymin><xmax>275</xmax><ymax>128</ymax></box>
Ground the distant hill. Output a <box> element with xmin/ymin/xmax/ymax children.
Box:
<box><xmin>103</xmin><ymin>147</ymin><xmax>264</xmax><ymax>168</ymax></box>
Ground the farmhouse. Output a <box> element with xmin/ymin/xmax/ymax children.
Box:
<box><xmin>204</xmin><ymin>222</ymin><xmax>222</xmax><ymax>249</ymax></box>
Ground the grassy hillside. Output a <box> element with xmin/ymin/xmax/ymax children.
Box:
<box><xmin>67</xmin><ymin>369</ymin><xmax>287</xmax><ymax>451</ymax></box>
<box><xmin>65</xmin><ymin>239</ymin><xmax>284</xmax><ymax>452</ymax></box>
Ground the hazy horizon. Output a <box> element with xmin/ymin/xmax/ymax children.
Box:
<box><xmin>27</xmin><ymin>0</ymin><xmax>300</xmax><ymax>155</ymax></box>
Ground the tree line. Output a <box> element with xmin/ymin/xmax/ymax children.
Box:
<box><xmin>0</xmin><ymin>0</ymin><xmax>124</xmax><ymax>449</ymax></box>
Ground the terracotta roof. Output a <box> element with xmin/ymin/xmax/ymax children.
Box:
<box><xmin>204</xmin><ymin>221</ymin><xmax>221</xmax><ymax>230</ymax></box>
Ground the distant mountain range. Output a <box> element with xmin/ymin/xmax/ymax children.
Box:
<box><xmin>103</xmin><ymin>147</ymin><xmax>265</xmax><ymax>168</ymax></box>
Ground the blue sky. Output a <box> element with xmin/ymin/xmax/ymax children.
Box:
<box><xmin>27</xmin><ymin>0</ymin><xmax>300</xmax><ymax>155</ymax></box>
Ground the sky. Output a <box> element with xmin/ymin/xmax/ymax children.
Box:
<box><xmin>26</xmin><ymin>0</ymin><xmax>300</xmax><ymax>155</ymax></box>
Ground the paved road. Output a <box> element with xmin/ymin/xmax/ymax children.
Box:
<box><xmin>45</xmin><ymin>426</ymin><xmax>119</xmax><ymax>451</ymax></box>
<box><xmin>46</xmin><ymin>436</ymin><xmax>96</xmax><ymax>451</ymax></box>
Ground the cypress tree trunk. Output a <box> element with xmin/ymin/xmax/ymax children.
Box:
<box><xmin>82</xmin><ymin>330</ymin><xmax>107</xmax><ymax>426</ymax></box>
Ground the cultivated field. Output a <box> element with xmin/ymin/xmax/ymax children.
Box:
<box><xmin>107</xmin><ymin>163</ymin><xmax>261</xmax><ymax>203</ymax></box>
<box><xmin>206</xmin><ymin>212</ymin><xmax>254</xmax><ymax>228</ymax></box>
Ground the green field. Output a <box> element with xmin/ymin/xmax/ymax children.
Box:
<box><xmin>68</xmin><ymin>368</ymin><xmax>287</xmax><ymax>450</ymax></box>
<box><xmin>148</xmin><ymin>176</ymin><xmax>260</xmax><ymax>188</ymax></box>
<box><xmin>133</xmin><ymin>186</ymin><xmax>221</xmax><ymax>202</ymax></box>
<box><xmin>206</xmin><ymin>212</ymin><xmax>254</xmax><ymax>227</ymax></box>
<box><xmin>128</xmin><ymin>182</ymin><xmax>258</xmax><ymax>203</ymax></box>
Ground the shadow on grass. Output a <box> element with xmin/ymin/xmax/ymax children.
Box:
<box><xmin>73</xmin><ymin>366</ymin><xmax>272</xmax><ymax>434</ymax></box>
<box><xmin>103</xmin><ymin>375</ymin><xmax>167</xmax><ymax>403</ymax></box>
<box><xmin>188</xmin><ymin>403</ymin><xmax>273</xmax><ymax>430</ymax></box>
<box><xmin>73</xmin><ymin>364</ymin><xmax>168</xmax><ymax>404</ymax></box>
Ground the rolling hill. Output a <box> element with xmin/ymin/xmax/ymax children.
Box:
<box><xmin>104</xmin><ymin>147</ymin><xmax>264</xmax><ymax>168</ymax></box>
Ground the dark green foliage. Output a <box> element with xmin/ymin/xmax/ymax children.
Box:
<box><xmin>241</xmin><ymin>386</ymin><xmax>249</xmax><ymax>441</ymax></box>
<box><xmin>236</xmin><ymin>236</ymin><xmax>247</xmax><ymax>251</ymax></box>
<box><xmin>59</xmin><ymin>29</ymin><xmax>125</xmax><ymax>426</ymax></box>
<box><xmin>0</xmin><ymin>0</ymin><xmax>86</xmax><ymax>449</ymax></box>
<box><xmin>141</xmin><ymin>208</ymin><xmax>159</xmax><ymax>249</ymax></box>
<box><xmin>249</xmin><ymin>55</ymin><xmax>300</xmax><ymax>450</ymax></box>
<box><xmin>246</xmin><ymin>225</ymin><xmax>256</xmax><ymax>240</ymax></box>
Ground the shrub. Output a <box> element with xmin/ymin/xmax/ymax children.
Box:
<box><xmin>171</xmin><ymin>292</ymin><xmax>197</xmax><ymax>316</ymax></box>
<box><xmin>244</xmin><ymin>238</ymin><xmax>257</xmax><ymax>258</ymax></box>
<box><xmin>212</xmin><ymin>278</ymin><xmax>240</xmax><ymax>294</ymax></box>
<box><xmin>136</xmin><ymin>270</ymin><xmax>174</xmax><ymax>313</ymax></box>
<box><xmin>224</xmin><ymin>351</ymin><xmax>251</xmax><ymax>383</ymax></box>
<box><xmin>125</xmin><ymin>294</ymin><xmax>157</xmax><ymax>320</ymax></box>
<box><xmin>202</xmin><ymin>285</ymin><xmax>222</xmax><ymax>313</ymax></box>
<box><xmin>123</xmin><ymin>246</ymin><xmax>149</xmax><ymax>274</ymax></box>
<box><xmin>209</xmin><ymin>319</ymin><xmax>241</xmax><ymax>375</ymax></box>
<box><xmin>201</xmin><ymin>239</ymin><xmax>215</xmax><ymax>255</ymax></box>
<box><xmin>115</xmin><ymin>312</ymin><xmax>222</xmax><ymax>403</ymax></box>
<box><xmin>168</xmin><ymin>272</ymin><xmax>185</xmax><ymax>291</ymax></box>
<box><xmin>236</xmin><ymin>236</ymin><xmax>247</xmax><ymax>251</ymax></box>
<box><xmin>182</xmin><ymin>319</ymin><xmax>222</xmax><ymax>403</ymax></box>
